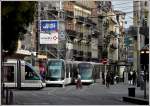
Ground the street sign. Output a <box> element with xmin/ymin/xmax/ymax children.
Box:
<box><xmin>59</xmin><ymin>31</ymin><xmax>65</xmax><ymax>40</ymax></box>
<box><xmin>102</xmin><ymin>58</ymin><xmax>108</xmax><ymax>64</ymax></box>
<box><xmin>40</xmin><ymin>20</ymin><xmax>58</xmax><ymax>32</ymax></box>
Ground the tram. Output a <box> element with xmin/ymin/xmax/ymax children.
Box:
<box><xmin>46</xmin><ymin>59</ymin><xmax>109</xmax><ymax>85</ymax></box>
<box><xmin>3</xmin><ymin>59</ymin><xmax>45</xmax><ymax>89</ymax></box>
<box><xmin>46</xmin><ymin>59</ymin><xmax>73</xmax><ymax>86</ymax></box>
<box><xmin>73</xmin><ymin>61</ymin><xmax>95</xmax><ymax>84</ymax></box>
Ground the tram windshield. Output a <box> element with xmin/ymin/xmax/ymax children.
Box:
<box><xmin>78</xmin><ymin>63</ymin><xmax>93</xmax><ymax>80</ymax></box>
<box><xmin>25</xmin><ymin>63</ymin><xmax>41</xmax><ymax>80</ymax></box>
<box><xmin>47</xmin><ymin>60</ymin><xmax>64</xmax><ymax>80</ymax></box>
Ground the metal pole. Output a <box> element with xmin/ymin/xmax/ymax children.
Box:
<box><xmin>57</xmin><ymin>0</ymin><xmax>61</xmax><ymax>59</ymax></box>
<box><xmin>37</xmin><ymin>1</ymin><xmax>41</xmax><ymax>57</ymax></box>
<box><xmin>144</xmin><ymin>64</ymin><xmax>147</xmax><ymax>99</ymax></box>
<box><xmin>137</xmin><ymin>1</ymin><xmax>141</xmax><ymax>87</ymax></box>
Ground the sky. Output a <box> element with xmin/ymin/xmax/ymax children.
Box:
<box><xmin>112</xmin><ymin>0</ymin><xmax>133</xmax><ymax>28</ymax></box>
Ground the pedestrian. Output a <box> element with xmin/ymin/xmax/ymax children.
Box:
<box><xmin>132</xmin><ymin>70</ymin><xmax>136</xmax><ymax>85</ymax></box>
<box><xmin>110</xmin><ymin>72</ymin><xmax>114</xmax><ymax>85</ymax></box>
<box><xmin>128</xmin><ymin>71</ymin><xmax>132</xmax><ymax>85</ymax></box>
<box><xmin>39</xmin><ymin>61</ymin><xmax>46</xmax><ymax>81</ymax></box>
<box><xmin>76</xmin><ymin>73</ymin><xmax>82</xmax><ymax>89</ymax></box>
<box><xmin>106</xmin><ymin>72</ymin><xmax>111</xmax><ymax>88</ymax></box>
<box><xmin>102</xmin><ymin>72</ymin><xmax>105</xmax><ymax>84</ymax></box>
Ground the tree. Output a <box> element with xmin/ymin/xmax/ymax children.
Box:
<box><xmin>2</xmin><ymin>1</ymin><xmax>37</xmax><ymax>54</ymax></box>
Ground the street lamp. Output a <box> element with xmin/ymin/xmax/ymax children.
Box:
<box><xmin>140</xmin><ymin>46</ymin><xmax>149</xmax><ymax>99</ymax></box>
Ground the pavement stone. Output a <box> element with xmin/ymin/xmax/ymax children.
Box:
<box><xmin>4</xmin><ymin>81</ymin><xmax>149</xmax><ymax>105</ymax></box>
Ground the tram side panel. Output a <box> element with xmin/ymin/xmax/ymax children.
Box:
<box><xmin>3</xmin><ymin>60</ymin><xmax>45</xmax><ymax>89</ymax></box>
<box><xmin>22</xmin><ymin>63</ymin><xmax>45</xmax><ymax>88</ymax></box>
<box><xmin>65</xmin><ymin>61</ymin><xmax>73</xmax><ymax>85</ymax></box>
<box><xmin>3</xmin><ymin>63</ymin><xmax>17</xmax><ymax>88</ymax></box>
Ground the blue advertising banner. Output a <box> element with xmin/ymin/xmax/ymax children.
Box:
<box><xmin>40</xmin><ymin>20</ymin><xmax>58</xmax><ymax>32</ymax></box>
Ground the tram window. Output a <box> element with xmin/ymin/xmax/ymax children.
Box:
<box><xmin>25</xmin><ymin>65</ymin><xmax>40</xmax><ymax>80</ymax></box>
<box><xmin>66</xmin><ymin>64</ymin><xmax>70</xmax><ymax>78</ymax></box>
<box><xmin>61</xmin><ymin>62</ymin><xmax>65</xmax><ymax>79</ymax></box>
<box><xmin>4</xmin><ymin>66</ymin><xmax>14</xmax><ymax>82</ymax></box>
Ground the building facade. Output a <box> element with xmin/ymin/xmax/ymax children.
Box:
<box><xmin>133</xmin><ymin>0</ymin><xmax>149</xmax><ymax>73</ymax></box>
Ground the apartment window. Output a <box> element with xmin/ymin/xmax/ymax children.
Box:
<box><xmin>145</xmin><ymin>1</ymin><xmax>147</xmax><ymax>6</ymax></box>
<box><xmin>4</xmin><ymin>66</ymin><xmax>14</xmax><ymax>82</ymax></box>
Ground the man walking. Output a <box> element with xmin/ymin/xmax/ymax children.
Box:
<box><xmin>106</xmin><ymin>72</ymin><xmax>111</xmax><ymax>88</ymax></box>
<box><xmin>132</xmin><ymin>70</ymin><xmax>136</xmax><ymax>85</ymax></box>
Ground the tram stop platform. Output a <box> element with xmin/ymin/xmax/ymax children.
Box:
<box><xmin>123</xmin><ymin>96</ymin><xmax>149</xmax><ymax>105</ymax></box>
<box><xmin>122</xmin><ymin>83</ymin><xmax>149</xmax><ymax>105</ymax></box>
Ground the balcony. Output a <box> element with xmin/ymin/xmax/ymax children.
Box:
<box><xmin>92</xmin><ymin>30</ymin><xmax>99</xmax><ymax>38</ymax></box>
<box><xmin>65</xmin><ymin>10</ymin><xmax>74</xmax><ymax>19</ymax></box>
<box><xmin>85</xmin><ymin>18</ymin><xmax>93</xmax><ymax>27</ymax></box>
<box><xmin>79</xmin><ymin>51</ymin><xmax>83</xmax><ymax>56</ymax></box>
<box><xmin>65</xmin><ymin>24</ymin><xmax>76</xmax><ymax>38</ymax></box>
<box><xmin>128</xmin><ymin>26</ymin><xmax>138</xmax><ymax>37</ymax></box>
<box><xmin>79</xmin><ymin>32</ymin><xmax>83</xmax><ymax>38</ymax></box>
<box><xmin>92</xmin><ymin>21</ymin><xmax>97</xmax><ymax>26</ymax></box>
<box><xmin>66</xmin><ymin>29</ymin><xmax>76</xmax><ymax>37</ymax></box>
<box><xmin>87</xmin><ymin>52</ymin><xmax>91</xmax><ymax>57</ymax></box>
<box><xmin>76</xmin><ymin>32</ymin><xmax>83</xmax><ymax>40</ymax></box>
<box><xmin>109</xmin><ymin>31</ymin><xmax>118</xmax><ymax>37</ymax></box>
<box><xmin>76</xmin><ymin>16</ymin><xmax>84</xmax><ymax>24</ymax></box>
<box><xmin>73</xmin><ymin>49</ymin><xmax>77</xmax><ymax>56</ymax></box>
<box><xmin>86</xmin><ymin>37</ymin><xmax>91</xmax><ymax>44</ymax></box>
<box><xmin>76</xmin><ymin>50</ymin><xmax>83</xmax><ymax>57</ymax></box>
<box><xmin>47</xmin><ymin>7</ymin><xmax>58</xmax><ymax>15</ymax></box>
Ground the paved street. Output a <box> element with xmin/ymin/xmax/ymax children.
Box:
<box><xmin>12</xmin><ymin>81</ymin><xmax>149</xmax><ymax>105</ymax></box>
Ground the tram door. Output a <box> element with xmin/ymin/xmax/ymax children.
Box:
<box><xmin>3</xmin><ymin>64</ymin><xmax>17</xmax><ymax>87</ymax></box>
<box><xmin>65</xmin><ymin>62</ymin><xmax>72</xmax><ymax>84</ymax></box>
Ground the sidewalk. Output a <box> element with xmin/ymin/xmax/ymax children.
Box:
<box><xmin>96</xmin><ymin>79</ymin><xmax>149</xmax><ymax>104</ymax></box>
<box><xmin>121</xmin><ymin>82</ymin><xmax>149</xmax><ymax>105</ymax></box>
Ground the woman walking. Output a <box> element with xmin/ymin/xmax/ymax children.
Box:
<box><xmin>76</xmin><ymin>73</ymin><xmax>82</xmax><ymax>89</ymax></box>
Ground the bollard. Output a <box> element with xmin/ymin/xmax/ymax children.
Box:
<box><xmin>6</xmin><ymin>87</ymin><xmax>9</xmax><ymax>104</ymax></box>
<box><xmin>128</xmin><ymin>87</ymin><xmax>135</xmax><ymax>97</ymax></box>
<box><xmin>9</xmin><ymin>90</ymin><xmax>14</xmax><ymax>104</ymax></box>
<box><xmin>2</xmin><ymin>83</ymin><xmax>5</xmax><ymax>98</ymax></box>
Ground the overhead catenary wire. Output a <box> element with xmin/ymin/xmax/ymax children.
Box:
<box><xmin>112</xmin><ymin>1</ymin><xmax>133</xmax><ymax>6</ymax></box>
<box><xmin>113</xmin><ymin>4</ymin><xmax>148</xmax><ymax>9</ymax></box>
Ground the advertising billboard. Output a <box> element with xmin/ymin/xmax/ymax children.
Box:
<box><xmin>40</xmin><ymin>20</ymin><xmax>58</xmax><ymax>32</ymax></box>
<box><xmin>40</xmin><ymin>32</ymin><xmax>58</xmax><ymax>44</ymax></box>
<box><xmin>40</xmin><ymin>20</ymin><xmax>59</xmax><ymax>44</ymax></box>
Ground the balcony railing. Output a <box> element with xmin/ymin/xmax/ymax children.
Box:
<box><xmin>92</xmin><ymin>30</ymin><xmax>99</xmax><ymax>38</ymax></box>
<box><xmin>76</xmin><ymin>16</ymin><xmax>84</xmax><ymax>23</ymax></box>
<box><xmin>75</xmin><ymin>50</ymin><xmax>83</xmax><ymax>57</ymax></box>
<box><xmin>85</xmin><ymin>18</ymin><xmax>93</xmax><ymax>26</ymax></box>
<box><xmin>128</xmin><ymin>26</ymin><xmax>138</xmax><ymax>37</ymax></box>
<box><xmin>87</xmin><ymin>52</ymin><xmax>91</xmax><ymax>57</ymax></box>
<box><xmin>65</xmin><ymin>23</ymin><xmax>77</xmax><ymax>37</ymax></box>
<box><xmin>65</xmin><ymin>10</ymin><xmax>74</xmax><ymax>19</ymax></box>
<box><xmin>73</xmin><ymin>49</ymin><xmax>77</xmax><ymax>55</ymax></box>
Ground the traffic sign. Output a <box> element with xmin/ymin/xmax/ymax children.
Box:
<box><xmin>59</xmin><ymin>31</ymin><xmax>65</xmax><ymax>40</ymax></box>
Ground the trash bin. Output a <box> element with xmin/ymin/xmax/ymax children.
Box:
<box><xmin>128</xmin><ymin>87</ymin><xmax>135</xmax><ymax>97</ymax></box>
